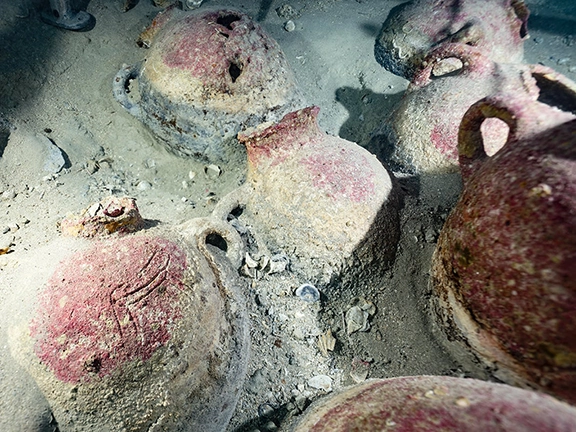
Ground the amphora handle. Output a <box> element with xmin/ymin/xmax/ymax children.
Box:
<box><xmin>457</xmin><ymin>95</ymin><xmax>518</xmax><ymax>182</ymax></box>
<box><xmin>411</xmin><ymin>43</ymin><xmax>491</xmax><ymax>88</ymax></box>
<box><xmin>458</xmin><ymin>86</ymin><xmax>576</xmax><ymax>182</ymax></box>
<box><xmin>112</xmin><ymin>63</ymin><xmax>143</xmax><ymax>119</ymax></box>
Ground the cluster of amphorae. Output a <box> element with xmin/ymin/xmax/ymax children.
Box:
<box><xmin>6</xmin><ymin>1</ymin><xmax>576</xmax><ymax>431</ymax></box>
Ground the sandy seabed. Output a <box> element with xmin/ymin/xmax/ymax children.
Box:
<box><xmin>0</xmin><ymin>0</ymin><xmax>575</xmax><ymax>430</ymax></box>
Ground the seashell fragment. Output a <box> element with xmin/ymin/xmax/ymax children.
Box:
<box><xmin>295</xmin><ymin>283</ymin><xmax>320</xmax><ymax>303</ymax></box>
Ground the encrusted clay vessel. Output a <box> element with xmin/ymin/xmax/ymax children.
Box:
<box><xmin>374</xmin><ymin>0</ymin><xmax>529</xmax><ymax>80</ymax></box>
<box><xmin>291</xmin><ymin>376</ymin><xmax>576</xmax><ymax>431</ymax></box>
<box><xmin>8</xmin><ymin>218</ymin><xmax>248</xmax><ymax>431</ymax></box>
<box><xmin>383</xmin><ymin>44</ymin><xmax>572</xmax><ymax>174</ymax></box>
<box><xmin>431</xmin><ymin>88</ymin><xmax>576</xmax><ymax>403</ymax></box>
<box><xmin>218</xmin><ymin>106</ymin><xmax>400</xmax><ymax>285</ymax></box>
<box><xmin>113</xmin><ymin>8</ymin><xmax>304</xmax><ymax>162</ymax></box>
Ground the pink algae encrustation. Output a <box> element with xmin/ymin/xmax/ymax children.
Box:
<box><xmin>431</xmin><ymin>122</ymin><xmax>459</xmax><ymax>161</ymax></box>
<box><xmin>300</xmin><ymin>149</ymin><xmax>375</xmax><ymax>203</ymax></box>
<box><xmin>241</xmin><ymin>106</ymin><xmax>375</xmax><ymax>202</ymax></box>
<box><xmin>162</xmin><ymin>13</ymin><xmax>232</xmax><ymax>79</ymax></box>
<box><xmin>240</xmin><ymin>106</ymin><xmax>324</xmax><ymax>168</ymax></box>
<box><xmin>30</xmin><ymin>236</ymin><xmax>188</xmax><ymax>383</ymax></box>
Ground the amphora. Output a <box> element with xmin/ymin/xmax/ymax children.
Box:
<box><xmin>113</xmin><ymin>8</ymin><xmax>304</xmax><ymax>162</ymax></box>
<box><xmin>383</xmin><ymin>43</ymin><xmax>573</xmax><ymax>174</ymax></box>
<box><xmin>374</xmin><ymin>0</ymin><xmax>529</xmax><ymax>80</ymax></box>
<box><xmin>216</xmin><ymin>106</ymin><xmax>401</xmax><ymax>286</ymax></box>
<box><xmin>292</xmin><ymin>376</ymin><xmax>576</xmax><ymax>432</ymax></box>
<box><xmin>431</xmin><ymin>87</ymin><xmax>576</xmax><ymax>404</ymax></box>
<box><xmin>6</xmin><ymin>217</ymin><xmax>248</xmax><ymax>431</ymax></box>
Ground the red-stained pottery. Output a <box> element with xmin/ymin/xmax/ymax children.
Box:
<box><xmin>432</xmin><ymin>88</ymin><xmax>576</xmax><ymax>403</ymax></box>
<box><xmin>113</xmin><ymin>8</ymin><xmax>305</xmax><ymax>162</ymax></box>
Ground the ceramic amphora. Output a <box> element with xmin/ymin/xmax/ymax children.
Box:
<box><xmin>113</xmin><ymin>8</ymin><xmax>304</xmax><ymax>163</ymax></box>
<box><xmin>7</xmin><ymin>217</ymin><xmax>248</xmax><ymax>431</ymax></box>
<box><xmin>216</xmin><ymin>106</ymin><xmax>401</xmax><ymax>286</ymax></box>
<box><xmin>374</xmin><ymin>0</ymin><xmax>529</xmax><ymax>80</ymax></box>
<box><xmin>431</xmin><ymin>89</ymin><xmax>576</xmax><ymax>404</ymax></box>
<box><xmin>382</xmin><ymin>43</ymin><xmax>574</xmax><ymax>174</ymax></box>
<box><xmin>291</xmin><ymin>376</ymin><xmax>576</xmax><ymax>432</ymax></box>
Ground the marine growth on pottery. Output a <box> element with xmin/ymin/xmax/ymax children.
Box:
<box><xmin>374</xmin><ymin>0</ymin><xmax>529</xmax><ymax>80</ymax></box>
<box><xmin>9</xmin><ymin>221</ymin><xmax>249</xmax><ymax>431</ymax></box>
<box><xmin>291</xmin><ymin>376</ymin><xmax>576</xmax><ymax>431</ymax></box>
<box><xmin>217</xmin><ymin>106</ymin><xmax>401</xmax><ymax>286</ymax></box>
<box><xmin>381</xmin><ymin>44</ymin><xmax>556</xmax><ymax>174</ymax></box>
<box><xmin>432</xmin><ymin>88</ymin><xmax>576</xmax><ymax>404</ymax></box>
<box><xmin>113</xmin><ymin>8</ymin><xmax>305</xmax><ymax>162</ymax></box>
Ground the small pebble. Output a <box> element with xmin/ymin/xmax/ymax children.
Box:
<box><xmin>262</xmin><ymin>421</ymin><xmax>278</xmax><ymax>432</ymax></box>
<box><xmin>136</xmin><ymin>180</ymin><xmax>152</xmax><ymax>191</ymax></box>
<box><xmin>2</xmin><ymin>190</ymin><xmax>16</xmax><ymax>200</ymax></box>
<box><xmin>533</xmin><ymin>36</ymin><xmax>543</xmax><ymax>44</ymax></box>
<box><xmin>284</xmin><ymin>20</ymin><xmax>296</xmax><ymax>32</ymax></box>
<box><xmin>258</xmin><ymin>403</ymin><xmax>275</xmax><ymax>418</ymax></box>
<box><xmin>246</xmin><ymin>369</ymin><xmax>267</xmax><ymax>395</ymax></box>
<box><xmin>40</xmin><ymin>134</ymin><xmax>66</xmax><ymax>174</ymax></box>
<box><xmin>557</xmin><ymin>57</ymin><xmax>571</xmax><ymax>66</ymax></box>
<box><xmin>0</xmin><ymin>235</ymin><xmax>13</xmax><ymax>254</ymax></box>
<box><xmin>276</xmin><ymin>4</ymin><xmax>297</xmax><ymax>19</ymax></box>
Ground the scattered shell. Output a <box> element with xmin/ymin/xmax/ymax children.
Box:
<box><xmin>345</xmin><ymin>297</ymin><xmax>376</xmax><ymax>334</ymax></box>
<box><xmin>295</xmin><ymin>283</ymin><xmax>320</xmax><ymax>302</ymax></box>
<box><xmin>182</xmin><ymin>0</ymin><xmax>204</xmax><ymax>10</ymax></box>
<box><xmin>318</xmin><ymin>329</ymin><xmax>336</xmax><ymax>357</ymax></box>
<box><xmin>352</xmin><ymin>296</ymin><xmax>377</xmax><ymax>315</ymax></box>
<box><xmin>0</xmin><ymin>235</ymin><xmax>13</xmax><ymax>255</ymax></box>
<box><xmin>454</xmin><ymin>396</ymin><xmax>471</xmax><ymax>407</ymax></box>
<box><xmin>350</xmin><ymin>358</ymin><xmax>371</xmax><ymax>383</ymax></box>
<box><xmin>87</xmin><ymin>202</ymin><xmax>101</xmax><ymax>217</ymax></box>
<box><xmin>307</xmin><ymin>375</ymin><xmax>332</xmax><ymax>392</ymax></box>
<box><xmin>346</xmin><ymin>306</ymin><xmax>369</xmax><ymax>334</ymax></box>
<box><xmin>204</xmin><ymin>164</ymin><xmax>222</xmax><ymax>179</ymax></box>
<box><xmin>268</xmin><ymin>254</ymin><xmax>289</xmax><ymax>274</ymax></box>
<box><xmin>432</xmin><ymin>57</ymin><xmax>463</xmax><ymax>77</ymax></box>
<box><xmin>241</xmin><ymin>252</ymin><xmax>290</xmax><ymax>279</ymax></box>
<box><xmin>245</xmin><ymin>252</ymin><xmax>259</xmax><ymax>269</ymax></box>
<box><xmin>136</xmin><ymin>180</ymin><xmax>152</xmax><ymax>191</ymax></box>
<box><xmin>85</xmin><ymin>159</ymin><xmax>99</xmax><ymax>174</ymax></box>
